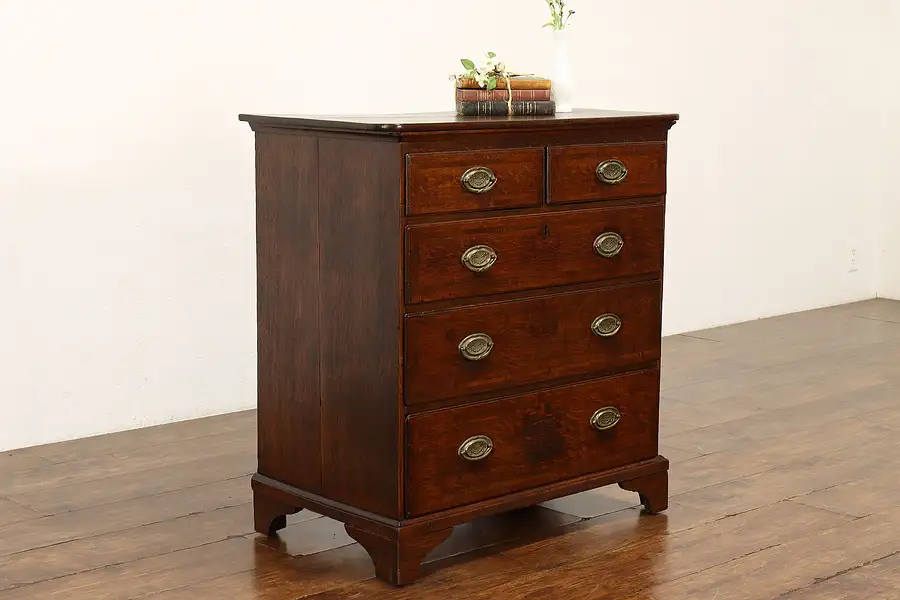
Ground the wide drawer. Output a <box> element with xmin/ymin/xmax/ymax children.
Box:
<box><xmin>548</xmin><ymin>142</ymin><xmax>667</xmax><ymax>204</ymax></box>
<box><xmin>405</xmin><ymin>368</ymin><xmax>660</xmax><ymax>517</ymax></box>
<box><xmin>404</xmin><ymin>281</ymin><xmax>661</xmax><ymax>406</ymax></box>
<box><xmin>405</xmin><ymin>148</ymin><xmax>544</xmax><ymax>216</ymax></box>
<box><xmin>405</xmin><ymin>203</ymin><xmax>665</xmax><ymax>304</ymax></box>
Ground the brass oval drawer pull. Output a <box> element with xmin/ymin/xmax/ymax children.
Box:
<box><xmin>458</xmin><ymin>435</ymin><xmax>494</xmax><ymax>461</ymax></box>
<box><xmin>596</xmin><ymin>159</ymin><xmax>628</xmax><ymax>185</ymax></box>
<box><xmin>460</xmin><ymin>166</ymin><xmax>497</xmax><ymax>194</ymax></box>
<box><xmin>461</xmin><ymin>245</ymin><xmax>498</xmax><ymax>272</ymax></box>
<box><xmin>594</xmin><ymin>232</ymin><xmax>624</xmax><ymax>258</ymax></box>
<box><xmin>591</xmin><ymin>314</ymin><xmax>622</xmax><ymax>337</ymax></box>
<box><xmin>590</xmin><ymin>407</ymin><xmax>621</xmax><ymax>431</ymax></box>
<box><xmin>458</xmin><ymin>333</ymin><xmax>494</xmax><ymax>361</ymax></box>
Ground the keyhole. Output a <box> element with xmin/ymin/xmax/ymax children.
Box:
<box><xmin>542</xmin><ymin>224</ymin><xmax>550</xmax><ymax>239</ymax></box>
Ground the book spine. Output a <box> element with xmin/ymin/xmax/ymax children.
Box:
<box><xmin>455</xmin><ymin>100</ymin><xmax>557</xmax><ymax>117</ymax></box>
<box><xmin>456</xmin><ymin>78</ymin><xmax>552</xmax><ymax>90</ymax></box>
<box><xmin>456</xmin><ymin>89</ymin><xmax>552</xmax><ymax>102</ymax></box>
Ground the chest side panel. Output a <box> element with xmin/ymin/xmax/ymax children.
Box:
<box><xmin>319</xmin><ymin>136</ymin><xmax>403</xmax><ymax>519</ymax></box>
<box><xmin>255</xmin><ymin>132</ymin><xmax>322</xmax><ymax>493</ymax></box>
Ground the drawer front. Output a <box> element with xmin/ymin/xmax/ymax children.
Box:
<box><xmin>549</xmin><ymin>142</ymin><xmax>667</xmax><ymax>204</ymax></box>
<box><xmin>404</xmin><ymin>281</ymin><xmax>661</xmax><ymax>406</ymax></box>
<box><xmin>406</xmin><ymin>148</ymin><xmax>544</xmax><ymax>216</ymax></box>
<box><xmin>406</xmin><ymin>204</ymin><xmax>664</xmax><ymax>304</ymax></box>
<box><xmin>406</xmin><ymin>368</ymin><xmax>660</xmax><ymax>517</ymax></box>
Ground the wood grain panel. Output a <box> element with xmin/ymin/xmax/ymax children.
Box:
<box><xmin>549</xmin><ymin>142</ymin><xmax>667</xmax><ymax>204</ymax></box>
<box><xmin>0</xmin><ymin>428</ymin><xmax>254</xmax><ymax>497</ymax></box>
<box><xmin>406</xmin><ymin>203</ymin><xmax>664</xmax><ymax>304</ymax></box>
<box><xmin>255</xmin><ymin>132</ymin><xmax>322</xmax><ymax>492</ymax></box>
<box><xmin>145</xmin><ymin>544</ymin><xmax>377</xmax><ymax>600</ymax></box>
<box><xmin>0</xmin><ymin>451</ymin><xmax>51</xmax><ymax>474</ymax></box>
<box><xmin>8</xmin><ymin>451</ymin><xmax>255</xmax><ymax>515</ymax></box>
<box><xmin>406</xmin><ymin>148</ymin><xmax>543</xmax><ymax>216</ymax></box>
<box><xmin>30</xmin><ymin>410</ymin><xmax>256</xmax><ymax>465</ymax></box>
<box><xmin>319</xmin><ymin>137</ymin><xmax>402</xmax><ymax>519</ymax></box>
<box><xmin>475</xmin><ymin>501</ymin><xmax>851</xmax><ymax>600</ymax></box>
<box><xmin>0</xmin><ymin>477</ymin><xmax>251</xmax><ymax>558</ymax></box>
<box><xmin>0</xmin><ymin>538</ymin><xmax>259</xmax><ymax>600</ymax></box>
<box><xmin>0</xmin><ymin>504</ymin><xmax>256</xmax><ymax>588</ymax></box>
<box><xmin>406</xmin><ymin>369</ymin><xmax>660</xmax><ymax>516</ymax></box>
<box><xmin>405</xmin><ymin>281</ymin><xmax>662</xmax><ymax>405</ymax></box>
<box><xmin>0</xmin><ymin>499</ymin><xmax>40</xmax><ymax>528</ymax></box>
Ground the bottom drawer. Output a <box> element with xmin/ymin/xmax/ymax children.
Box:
<box><xmin>405</xmin><ymin>368</ymin><xmax>660</xmax><ymax>517</ymax></box>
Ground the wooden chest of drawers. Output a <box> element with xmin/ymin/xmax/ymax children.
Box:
<box><xmin>239</xmin><ymin>109</ymin><xmax>678</xmax><ymax>585</ymax></box>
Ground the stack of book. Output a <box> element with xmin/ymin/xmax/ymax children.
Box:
<box><xmin>455</xmin><ymin>76</ymin><xmax>556</xmax><ymax>116</ymax></box>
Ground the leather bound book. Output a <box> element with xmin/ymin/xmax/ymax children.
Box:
<box><xmin>456</xmin><ymin>88</ymin><xmax>552</xmax><ymax>102</ymax></box>
<box><xmin>455</xmin><ymin>100</ymin><xmax>556</xmax><ymax>116</ymax></box>
<box><xmin>455</xmin><ymin>76</ymin><xmax>552</xmax><ymax>90</ymax></box>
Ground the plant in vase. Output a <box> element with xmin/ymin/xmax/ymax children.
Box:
<box><xmin>543</xmin><ymin>0</ymin><xmax>575</xmax><ymax>113</ymax></box>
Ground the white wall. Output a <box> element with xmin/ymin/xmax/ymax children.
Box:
<box><xmin>877</xmin><ymin>3</ymin><xmax>900</xmax><ymax>299</ymax></box>
<box><xmin>0</xmin><ymin>0</ymin><xmax>896</xmax><ymax>451</ymax></box>
<box><xmin>882</xmin><ymin>201</ymin><xmax>900</xmax><ymax>299</ymax></box>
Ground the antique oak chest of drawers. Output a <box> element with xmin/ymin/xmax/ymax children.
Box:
<box><xmin>239</xmin><ymin>109</ymin><xmax>678</xmax><ymax>585</ymax></box>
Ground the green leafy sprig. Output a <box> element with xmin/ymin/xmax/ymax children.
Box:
<box><xmin>543</xmin><ymin>0</ymin><xmax>575</xmax><ymax>30</ymax></box>
<box><xmin>457</xmin><ymin>52</ymin><xmax>508</xmax><ymax>92</ymax></box>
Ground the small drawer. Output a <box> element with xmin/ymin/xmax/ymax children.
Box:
<box><xmin>406</xmin><ymin>148</ymin><xmax>544</xmax><ymax>216</ymax></box>
<box><xmin>548</xmin><ymin>142</ymin><xmax>667</xmax><ymax>204</ymax></box>
<box><xmin>404</xmin><ymin>281</ymin><xmax>661</xmax><ymax>406</ymax></box>
<box><xmin>405</xmin><ymin>203</ymin><xmax>664</xmax><ymax>304</ymax></box>
<box><xmin>405</xmin><ymin>368</ymin><xmax>660</xmax><ymax>516</ymax></box>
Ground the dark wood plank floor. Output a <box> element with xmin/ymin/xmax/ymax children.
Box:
<box><xmin>2</xmin><ymin>298</ymin><xmax>900</xmax><ymax>599</ymax></box>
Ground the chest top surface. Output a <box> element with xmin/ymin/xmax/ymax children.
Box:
<box><xmin>239</xmin><ymin>108</ymin><xmax>679</xmax><ymax>135</ymax></box>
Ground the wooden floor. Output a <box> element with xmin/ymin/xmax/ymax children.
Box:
<box><xmin>2</xmin><ymin>299</ymin><xmax>900</xmax><ymax>599</ymax></box>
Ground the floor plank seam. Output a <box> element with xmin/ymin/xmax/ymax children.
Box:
<box><xmin>0</xmin><ymin>496</ymin><xmax>41</xmax><ymax>515</ymax></box>
<box><xmin>787</xmin><ymin>482</ymin><xmax>845</xmax><ymax>498</ymax></box>
<box><xmin>770</xmin><ymin>548</ymin><xmax>900</xmax><ymax>599</ymax></box>
<box><xmin>3</xmin><ymin>458</ymin><xmax>255</xmax><ymax>506</ymax></box>
<box><xmin>698</xmin><ymin>500</ymin><xmax>803</xmax><ymax>526</ymax></box>
<box><xmin>851</xmin><ymin>315</ymin><xmax>900</xmax><ymax>326</ymax></box>
<box><xmin>663</xmin><ymin>395</ymin><xmax>896</xmax><ymax>452</ymax></box>
<box><xmin>660</xmin><ymin>364</ymin><xmax>771</xmax><ymax>394</ymax></box>
<box><xmin>618</xmin><ymin>542</ymin><xmax>785</xmax><ymax>599</ymax></box>
<box><xmin>29</xmin><ymin>413</ymin><xmax>258</xmax><ymax>465</ymax></box>
<box><xmin>0</xmin><ymin>502</ymin><xmax>254</xmax><ymax>560</ymax></box>
<box><xmin>0</xmin><ymin>533</ymin><xmax>254</xmax><ymax>593</ymax></box>
<box><xmin>5</xmin><ymin>472</ymin><xmax>253</xmax><ymax>519</ymax></box>
<box><xmin>285</xmin><ymin>539</ymin><xmax>356</xmax><ymax>558</ymax></box>
<box><xmin>672</xmin><ymin>443</ymin><xmax>885</xmax><ymax>508</ymax></box>
<box><xmin>661</xmin><ymin>334</ymin><xmax>900</xmax><ymax>395</ymax></box>
<box><xmin>0</xmin><ymin>451</ymin><xmax>127</xmax><ymax>479</ymax></box>
<box><xmin>381</xmin><ymin>511</ymin><xmax>653</xmax><ymax>599</ymax></box>
<box><xmin>669</xmin><ymin>467</ymin><xmax>789</xmax><ymax>501</ymax></box>
<box><xmin>786</xmin><ymin>499</ymin><xmax>865</xmax><ymax>521</ymax></box>
<box><xmin>0</xmin><ymin>454</ymin><xmax>54</xmax><ymax>474</ymax></box>
<box><xmin>672</xmin><ymin>333</ymin><xmax>722</xmax><ymax>343</ymax></box>
<box><xmin>690</xmin><ymin>542</ymin><xmax>782</xmax><ymax>577</ymax></box>
<box><xmin>239</xmin><ymin>515</ymin><xmax>328</xmax><ymax>542</ymax></box>
<box><xmin>442</xmin><ymin>508</ymin><xmax>727</xmax><ymax>599</ymax></box>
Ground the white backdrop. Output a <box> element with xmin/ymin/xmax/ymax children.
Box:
<box><xmin>877</xmin><ymin>2</ymin><xmax>900</xmax><ymax>299</ymax></box>
<box><xmin>0</xmin><ymin>0</ymin><xmax>896</xmax><ymax>451</ymax></box>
